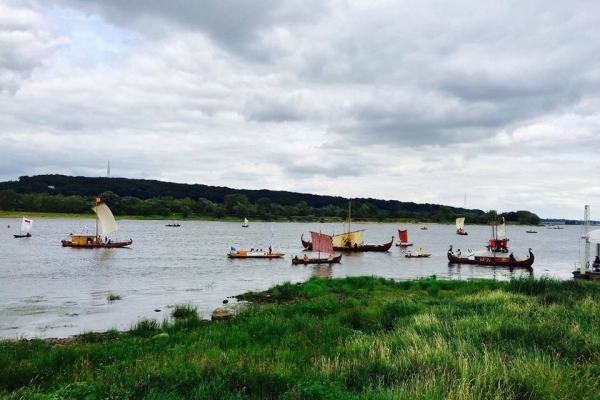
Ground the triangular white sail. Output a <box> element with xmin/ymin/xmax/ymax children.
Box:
<box><xmin>93</xmin><ymin>203</ymin><xmax>118</xmax><ymax>236</ymax></box>
<box><xmin>20</xmin><ymin>217</ymin><xmax>33</xmax><ymax>233</ymax></box>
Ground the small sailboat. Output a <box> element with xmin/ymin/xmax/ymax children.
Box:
<box><xmin>405</xmin><ymin>245</ymin><xmax>431</xmax><ymax>258</ymax></box>
<box><xmin>487</xmin><ymin>218</ymin><xmax>509</xmax><ymax>253</ymax></box>
<box><xmin>292</xmin><ymin>231</ymin><xmax>342</xmax><ymax>264</ymax></box>
<box><xmin>242</xmin><ymin>218</ymin><xmax>249</xmax><ymax>228</ymax></box>
<box><xmin>395</xmin><ymin>229</ymin><xmax>413</xmax><ymax>247</ymax></box>
<box><xmin>13</xmin><ymin>217</ymin><xmax>33</xmax><ymax>238</ymax></box>
<box><xmin>456</xmin><ymin>217</ymin><xmax>468</xmax><ymax>235</ymax></box>
<box><xmin>61</xmin><ymin>197</ymin><xmax>132</xmax><ymax>248</ymax></box>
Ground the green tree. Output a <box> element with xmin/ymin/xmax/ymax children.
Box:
<box><xmin>224</xmin><ymin>194</ymin><xmax>250</xmax><ymax>217</ymax></box>
<box><xmin>256</xmin><ymin>198</ymin><xmax>272</xmax><ymax>219</ymax></box>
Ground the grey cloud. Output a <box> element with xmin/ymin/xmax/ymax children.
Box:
<box><xmin>0</xmin><ymin>4</ymin><xmax>67</xmax><ymax>94</ymax></box>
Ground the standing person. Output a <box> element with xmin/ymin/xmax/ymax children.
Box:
<box><xmin>269</xmin><ymin>245</ymin><xmax>272</xmax><ymax>254</ymax></box>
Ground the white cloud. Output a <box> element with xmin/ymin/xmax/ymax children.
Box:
<box><xmin>1</xmin><ymin>0</ymin><xmax>600</xmax><ymax>219</ymax></box>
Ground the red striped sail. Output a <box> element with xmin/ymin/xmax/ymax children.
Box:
<box><xmin>310</xmin><ymin>231</ymin><xmax>333</xmax><ymax>254</ymax></box>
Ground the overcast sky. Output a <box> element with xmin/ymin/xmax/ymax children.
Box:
<box><xmin>1</xmin><ymin>0</ymin><xmax>599</xmax><ymax>219</ymax></box>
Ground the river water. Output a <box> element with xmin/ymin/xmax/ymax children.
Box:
<box><xmin>0</xmin><ymin>218</ymin><xmax>587</xmax><ymax>339</ymax></box>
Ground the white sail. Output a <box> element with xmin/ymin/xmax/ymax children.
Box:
<box><xmin>456</xmin><ymin>218</ymin><xmax>465</xmax><ymax>229</ymax></box>
<box><xmin>93</xmin><ymin>203</ymin><xmax>118</xmax><ymax>236</ymax></box>
<box><xmin>332</xmin><ymin>230</ymin><xmax>364</xmax><ymax>248</ymax></box>
<box><xmin>496</xmin><ymin>223</ymin><xmax>507</xmax><ymax>239</ymax></box>
<box><xmin>20</xmin><ymin>217</ymin><xmax>33</xmax><ymax>233</ymax></box>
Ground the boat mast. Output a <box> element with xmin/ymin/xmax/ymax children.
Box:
<box><xmin>95</xmin><ymin>197</ymin><xmax>99</xmax><ymax>243</ymax></box>
<box><xmin>491</xmin><ymin>213</ymin><xmax>497</xmax><ymax>257</ymax></box>
<box><xmin>581</xmin><ymin>205</ymin><xmax>590</xmax><ymax>273</ymax></box>
<box><xmin>348</xmin><ymin>201</ymin><xmax>351</xmax><ymax>233</ymax></box>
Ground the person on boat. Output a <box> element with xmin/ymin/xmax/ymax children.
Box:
<box><xmin>468</xmin><ymin>249</ymin><xmax>475</xmax><ymax>260</ymax></box>
<box><xmin>294</xmin><ymin>255</ymin><xmax>299</xmax><ymax>260</ymax></box>
<box><xmin>328</xmin><ymin>253</ymin><xmax>333</xmax><ymax>261</ymax></box>
<box><xmin>595</xmin><ymin>255</ymin><xmax>600</xmax><ymax>264</ymax></box>
<box><xmin>456</xmin><ymin>249</ymin><xmax>461</xmax><ymax>257</ymax></box>
<box><xmin>269</xmin><ymin>245</ymin><xmax>272</xmax><ymax>254</ymax></box>
<box><xmin>303</xmin><ymin>254</ymin><xmax>309</xmax><ymax>261</ymax></box>
<box><xmin>509</xmin><ymin>253</ymin><xmax>515</xmax><ymax>261</ymax></box>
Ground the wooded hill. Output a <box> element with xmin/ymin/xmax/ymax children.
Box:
<box><xmin>0</xmin><ymin>174</ymin><xmax>541</xmax><ymax>224</ymax></box>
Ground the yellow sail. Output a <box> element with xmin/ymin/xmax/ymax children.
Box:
<box><xmin>332</xmin><ymin>230</ymin><xmax>364</xmax><ymax>248</ymax></box>
<box><xmin>93</xmin><ymin>203</ymin><xmax>118</xmax><ymax>236</ymax></box>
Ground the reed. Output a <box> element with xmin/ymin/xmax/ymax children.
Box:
<box><xmin>106</xmin><ymin>293</ymin><xmax>121</xmax><ymax>302</ymax></box>
<box><xmin>170</xmin><ymin>303</ymin><xmax>199</xmax><ymax>320</ymax></box>
<box><xmin>2</xmin><ymin>276</ymin><xmax>600</xmax><ymax>399</ymax></box>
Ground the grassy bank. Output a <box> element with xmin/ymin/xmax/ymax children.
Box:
<box><xmin>2</xmin><ymin>276</ymin><xmax>600</xmax><ymax>399</ymax></box>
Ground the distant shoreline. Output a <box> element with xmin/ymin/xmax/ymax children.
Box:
<box><xmin>0</xmin><ymin>211</ymin><xmax>553</xmax><ymax>226</ymax></box>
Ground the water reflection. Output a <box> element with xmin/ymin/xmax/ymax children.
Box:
<box><xmin>311</xmin><ymin>264</ymin><xmax>333</xmax><ymax>278</ymax></box>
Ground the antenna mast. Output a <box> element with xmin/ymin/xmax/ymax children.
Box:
<box><xmin>107</xmin><ymin>161</ymin><xmax>110</xmax><ymax>178</ymax></box>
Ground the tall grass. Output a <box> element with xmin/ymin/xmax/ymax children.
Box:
<box><xmin>2</xmin><ymin>276</ymin><xmax>600</xmax><ymax>399</ymax></box>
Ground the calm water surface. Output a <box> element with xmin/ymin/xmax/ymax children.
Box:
<box><xmin>0</xmin><ymin>218</ymin><xmax>584</xmax><ymax>339</ymax></box>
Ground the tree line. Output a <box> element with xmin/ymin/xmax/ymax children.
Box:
<box><xmin>0</xmin><ymin>188</ymin><xmax>541</xmax><ymax>225</ymax></box>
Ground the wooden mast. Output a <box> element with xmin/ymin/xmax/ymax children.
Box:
<box><xmin>95</xmin><ymin>197</ymin><xmax>99</xmax><ymax>244</ymax></box>
<box><xmin>348</xmin><ymin>201</ymin><xmax>351</xmax><ymax>233</ymax></box>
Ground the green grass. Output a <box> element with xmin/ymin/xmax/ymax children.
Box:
<box><xmin>2</xmin><ymin>276</ymin><xmax>600</xmax><ymax>399</ymax></box>
<box><xmin>171</xmin><ymin>303</ymin><xmax>200</xmax><ymax>320</ymax></box>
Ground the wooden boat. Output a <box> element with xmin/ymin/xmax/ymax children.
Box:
<box><xmin>293</xmin><ymin>231</ymin><xmax>341</xmax><ymax>264</ymax></box>
<box><xmin>61</xmin><ymin>197</ymin><xmax>132</xmax><ymax>248</ymax></box>
<box><xmin>292</xmin><ymin>254</ymin><xmax>342</xmax><ymax>265</ymax></box>
<box><xmin>447</xmin><ymin>245</ymin><xmax>534</xmax><ymax>267</ymax></box>
<box><xmin>301</xmin><ymin>202</ymin><xmax>394</xmax><ymax>252</ymax></box>
<box><xmin>405</xmin><ymin>245</ymin><xmax>430</xmax><ymax>258</ymax></box>
<box><xmin>228</xmin><ymin>249</ymin><xmax>284</xmax><ymax>259</ymax></box>
<box><xmin>456</xmin><ymin>217</ymin><xmax>468</xmax><ymax>235</ymax></box>
<box><xmin>166</xmin><ymin>222</ymin><xmax>181</xmax><ymax>227</ymax></box>
<box><xmin>421</xmin><ymin>226</ymin><xmax>428</xmax><ymax>230</ymax></box>
<box><xmin>395</xmin><ymin>229</ymin><xmax>413</xmax><ymax>247</ymax></box>
<box><xmin>13</xmin><ymin>217</ymin><xmax>33</xmax><ymax>238</ymax></box>
<box><xmin>242</xmin><ymin>218</ymin><xmax>249</xmax><ymax>228</ymax></box>
<box><xmin>486</xmin><ymin>218</ymin><xmax>509</xmax><ymax>253</ymax></box>
<box><xmin>302</xmin><ymin>233</ymin><xmax>393</xmax><ymax>252</ymax></box>
<box><xmin>228</xmin><ymin>229</ymin><xmax>283</xmax><ymax>258</ymax></box>
<box><xmin>526</xmin><ymin>230</ymin><xmax>537</xmax><ymax>233</ymax></box>
<box><xmin>405</xmin><ymin>253</ymin><xmax>431</xmax><ymax>258</ymax></box>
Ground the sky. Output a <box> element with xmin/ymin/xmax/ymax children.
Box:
<box><xmin>1</xmin><ymin>0</ymin><xmax>599</xmax><ymax>220</ymax></box>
